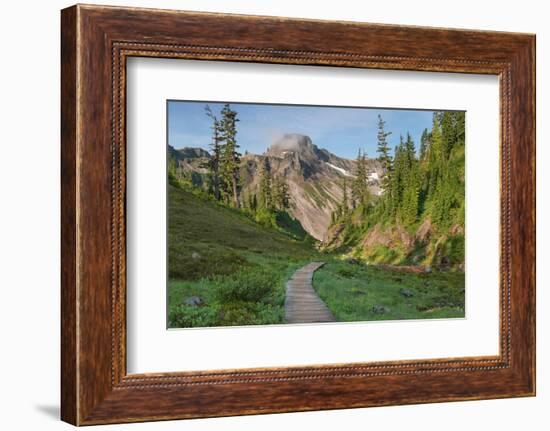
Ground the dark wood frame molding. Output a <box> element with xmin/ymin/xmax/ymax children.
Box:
<box><xmin>61</xmin><ymin>4</ymin><xmax>536</xmax><ymax>425</ymax></box>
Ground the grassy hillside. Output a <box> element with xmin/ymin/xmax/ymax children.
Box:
<box><xmin>168</xmin><ymin>184</ymin><xmax>319</xmax><ymax>328</ymax></box>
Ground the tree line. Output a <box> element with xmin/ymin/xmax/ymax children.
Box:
<box><xmin>179</xmin><ymin>104</ymin><xmax>292</xmax><ymax>224</ymax></box>
<box><xmin>332</xmin><ymin>111</ymin><xmax>465</xmax><ymax>233</ymax></box>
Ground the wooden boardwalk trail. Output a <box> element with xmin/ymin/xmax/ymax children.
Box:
<box><xmin>284</xmin><ymin>262</ymin><xmax>336</xmax><ymax>324</ymax></box>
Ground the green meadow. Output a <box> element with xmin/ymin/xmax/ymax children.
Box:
<box><xmin>167</xmin><ymin>184</ymin><xmax>464</xmax><ymax>328</ymax></box>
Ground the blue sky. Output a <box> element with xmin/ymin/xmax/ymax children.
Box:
<box><xmin>167</xmin><ymin>100</ymin><xmax>438</xmax><ymax>160</ymax></box>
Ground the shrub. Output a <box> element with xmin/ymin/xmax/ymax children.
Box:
<box><xmin>254</xmin><ymin>208</ymin><xmax>277</xmax><ymax>229</ymax></box>
<box><xmin>212</xmin><ymin>268</ymin><xmax>279</xmax><ymax>304</ymax></box>
<box><xmin>168</xmin><ymin>304</ymin><xmax>218</xmax><ymax>328</ymax></box>
<box><xmin>337</xmin><ymin>265</ymin><xmax>356</xmax><ymax>278</ymax></box>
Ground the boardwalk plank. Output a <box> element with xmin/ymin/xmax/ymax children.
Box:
<box><xmin>284</xmin><ymin>262</ymin><xmax>336</xmax><ymax>324</ymax></box>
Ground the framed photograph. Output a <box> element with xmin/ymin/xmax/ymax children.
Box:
<box><xmin>61</xmin><ymin>4</ymin><xmax>536</xmax><ymax>425</ymax></box>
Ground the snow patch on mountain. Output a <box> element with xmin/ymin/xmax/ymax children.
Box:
<box><xmin>326</xmin><ymin>162</ymin><xmax>353</xmax><ymax>177</ymax></box>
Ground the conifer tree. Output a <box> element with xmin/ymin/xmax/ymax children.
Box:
<box><xmin>402</xmin><ymin>134</ymin><xmax>419</xmax><ymax>224</ymax></box>
<box><xmin>241</xmin><ymin>191</ymin><xmax>249</xmax><ymax>211</ymax></box>
<box><xmin>390</xmin><ymin>139</ymin><xmax>406</xmax><ymax>218</ymax></box>
<box><xmin>258</xmin><ymin>156</ymin><xmax>272</xmax><ymax>210</ymax></box>
<box><xmin>455</xmin><ymin>111</ymin><xmax>466</xmax><ymax>148</ymax></box>
<box><xmin>376</xmin><ymin>114</ymin><xmax>393</xmax><ymax>191</ymax></box>
<box><xmin>441</xmin><ymin>111</ymin><xmax>455</xmax><ymax>160</ymax></box>
<box><xmin>204</xmin><ymin>105</ymin><xmax>222</xmax><ymax>200</ymax></box>
<box><xmin>404</xmin><ymin>132</ymin><xmax>416</xmax><ymax>165</ymax></box>
<box><xmin>273</xmin><ymin>176</ymin><xmax>290</xmax><ymax>210</ymax></box>
<box><xmin>425</xmin><ymin>113</ymin><xmax>443</xmax><ymax>200</ymax></box>
<box><xmin>351</xmin><ymin>149</ymin><xmax>370</xmax><ymax>208</ymax></box>
<box><xmin>419</xmin><ymin>128</ymin><xmax>430</xmax><ymax>160</ymax></box>
<box><xmin>282</xmin><ymin>181</ymin><xmax>290</xmax><ymax>209</ymax></box>
<box><xmin>429</xmin><ymin>113</ymin><xmax>443</xmax><ymax>159</ymax></box>
<box><xmin>341</xmin><ymin>177</ymin><xmax>349</xmax><ymax>218</ymax></box>
<box><xmin>219</xmin><ymin>103</ymin><xmax>241</xmax><ymax>208</ymax></box>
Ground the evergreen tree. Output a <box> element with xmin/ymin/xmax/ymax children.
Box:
<box><xmin>376</xmin><ymin>114</ymin><xmax>393</xmax><ymax>191</ymax></box>
<box><xmin>419</xmin><ymin>128</ymin><xmax>430</xmax><ymax>160</ymax></box>
<box><xmin>432</xmin><ymin>112</ymin><xmax>465</xmax><ymax>229</ymax></box>
<box><xmin>241</xmin><ymin>191</ymin><xmax>250</xmax><ymax>211</ymax></box>
<box><xmin>341</xmin><ymin>177</ymin><xmax>350</xmax><ymax>218</ymax></box>
<box><xmin>204</xmin><ymin>105</ymin><xmax>222</xmax><ymax>200</ymax></box>
<box><xmin>404</xmin><ymin>132</ymin><xmax>416</xmax><ymax>165</ymax></box>
<box><xmin>429</xmin><ymin>113</ymin><xmax>443</xmax><ymax>159</ymax></box>
<box><xmin>273</xmin><ymin>176</ymin><xmax>290</xmax><ymax>210</ymax></box>
<box><xmin>390</xmin><ymin>139</ymin><xmax>406</xmax><ymax>218</ymax></box>
<box><xmin>441</xmin><ymin>112</ymin><xmax>455</xmax><ymax>160</ymax></box>
<box><xmin>282</xmin><ymin>181</ymin><xmax>290</xmax><ymax>209</ymax></box>
<box><xmin>351</xmin><ymin>149</ymin><xmax>370</xmax><ymax>208</ymax></box>
<box><xmin>219</xmin><ymin>104</ymin><xmax>241</xmax><ymax>208</ymax></box>
<box><xmin>258</xmin><ymin>156</ymin><xmax>272</xmax><ymax>209</ymax></box>
<box><xmin>425</xmin><ymin>113</ymin><xmax>443</xmax><ymax>199</ymax></box>
<box><xmin>455</xmin><ymin>111</ymin><xmax>466</xmax><ymax>148</ymax></box>
<box><xmin>402</xmin><ymin>134</ymin><xmax>419</xmax><ymax>224</ymax></box>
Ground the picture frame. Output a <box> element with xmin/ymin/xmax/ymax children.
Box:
<box><xmin>61</xmin><ymin>4</ymin><xmax>535</xmax><ymax>425</ymax></box>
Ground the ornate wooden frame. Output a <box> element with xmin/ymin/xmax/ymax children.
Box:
<box><xmin>61</xmin><ymin>4</ymin><xmax>536</xmax><ymax>425</ymax></box>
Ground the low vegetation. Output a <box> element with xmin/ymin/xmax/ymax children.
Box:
<box><xmin>313</xmin><ymin>260</ymin><xmax>465</xmax><ymax>322</ymax></box>
<box><xmin>167</xmin><ymin>184</ymin><xmax>317</xmax><ymax>328</ymax></box>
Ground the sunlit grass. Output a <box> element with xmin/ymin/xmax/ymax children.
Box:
<box><xmin>313</xmin><ymin>260</ymin><xmax>465</xmax><ymax>322</ymax></box>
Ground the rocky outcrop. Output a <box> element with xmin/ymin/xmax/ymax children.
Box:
<box><xmin>415</xmin><ymin>218</ymin><xmax>432</xmax><ymax>243</ymax></box>
<box><xmin>450</xmin><ymin>224</ymin><xmax>464</xmax><ymax>236</ymax></box>
<box><xmin>169</xmin><ymin>145</ymin><xmax>210</xmax><ymax>175</ymax></box>
<box><xmin>362</xmin><ymin>223</ymin><xmax>415</xmax><ymax>251</ymax></box>
<box><xmin>329</xmin><ymin>217</ymin><xmax>464</xmax><ymax>269</ymax></box>
<box><xmin>323</xmin><ymin>223</ymin><xmax>346</xmax><ymax>248</ymax></box>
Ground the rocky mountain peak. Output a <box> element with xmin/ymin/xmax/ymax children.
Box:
<box><xmin>267</xmin><ymin>134</ymin><xmax>332</xmax><ymax>169</ymax></box>
<box><xmin>268</xmin><ymin>134</ymin><xmax>313</xmax><ymax>155</ymax></box>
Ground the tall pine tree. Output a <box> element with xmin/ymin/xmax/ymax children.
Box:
<box><xmin>204</xmin><ymin>105</ymin><xmax>222</xmax><ymax>200</ymax></box>
<box><xmin>219</xmin><ymin>103</ymin><xmax>241</xmax><ymax>208</ymax></box>
<box><xmin>419</xmin><ymin>128</ymin><xmax>430</xmax><ymax>160</ymax></box>
<box><xmin>351</xmin><ymin>149</ymin><xmax>370</xmax><ymax>208</ymax></box>
<box><xmin>258</xmin><ymin>156</ymin><xmax>272</xmax><ymax>210</ymax></box>
<box><xmin>272</xmin><ymin>176</ymin><xmax>291</xmax><ymax>210</ymax></box>
<box><xmin>402</xmin><ymin>134</ymin><xmax>420</xmax><ymax>224</ymax></box>
<box><xmin>390</xmin><ymin>139</ymin><xmax>406</xmax><ymax>218</ymax></box>
<box><xmin>376</xmin><ymin>114</ymin><xmax>393</xmax><ymax>192</ymax></box>
<box><xmin>340</xmin><ymin>177</ymin><xmax>350</xmax><ymax>218</ymax></box>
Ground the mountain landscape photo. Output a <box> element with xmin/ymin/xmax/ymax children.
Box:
<box><xmin>167</xmin><ymin>101</ymin><xmax>466</xmax><ymax>328</ymax></box>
